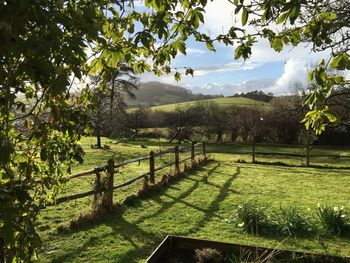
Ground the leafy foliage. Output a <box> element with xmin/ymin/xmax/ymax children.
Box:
<box><xmin>277</xmin><ymin>206</ymin><xmax>312</xmax><ymax>237</ymax></box>
<box><xmin>236</xmin><ymin>201</ymin><xmax>267</xmax><ymax>235</ymax></box>
<box><xmin>227</xmin><ymin>0</ymin><xmax>350</xmax><ymax>134</ymax></box>
<box><xmin>0</xmin><ymin>0</ymin><xmax>216</xmax><ymax>260</ymax></box>
<box><xmin>317</xmin><ymin>205</ymin><xmax>347</xmax><ymax>235</ymax></box>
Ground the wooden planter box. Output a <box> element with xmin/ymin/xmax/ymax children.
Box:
<box><xmin>146</xmin><ymin>235</ymin><xmax>349</xmax><ymax>263</ymax></box>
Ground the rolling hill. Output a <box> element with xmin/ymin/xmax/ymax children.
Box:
<box><xmin>125</xmin><ymin>81</ymin><xmax>218</xmax><ymax>106</ymax></box>
<box><xmin>147</xmin><ymin>97</ymin><xmax>273</xmax><ymax>112</ymax></box>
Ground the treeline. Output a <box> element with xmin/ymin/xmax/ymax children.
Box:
<box><xmin>231</xmin><ymin>90</ymin><xmax>274</xmax><ymax>103</ymax></box>
<box><xmin>93</xmin><ymin>98</ymin><xmax>350</xmax><ymax>146</ymax></box>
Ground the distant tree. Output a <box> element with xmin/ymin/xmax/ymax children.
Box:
<box><xmin>237</xmin><ymin>108</ymin><xmax>265</xmax><ymax>162</ymax></box>
<box><xmin>203</xmin><ymin>103</ymin><xmax>230</xmax><ymax>142</ymax></box>
<box><xmin>89</xmin><ymin>66</ymin><xmax>138</xmax><ymax>147</ymax></box>
<box><xmin>127</xmin><ymin>108</ymin><xmax>152</xmax><ymax>139</ymax></box>
<box><xmin>167</xmin><ymin>105</ymin><xmax>203</xmax><ymax>143</ymax></box>
<box><xmin>228</xmin><ymin>0</ymin><xmax>350</xmax><ymax>133</ymax></box>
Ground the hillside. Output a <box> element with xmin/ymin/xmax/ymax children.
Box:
<box><xmin>125</xmin><ymin>81</ymin><xmax>217</xmax><ymax>106</ymax></box>
<box><xmin>148</xmin><ymin>96</ymin><xmax>273</xmax><ymax>112</ymax></box>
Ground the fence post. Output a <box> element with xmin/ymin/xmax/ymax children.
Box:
<box><xmin>105</xmin><ymin>158</ymin><xmax>114</xmax><ymax>211</ymax></box>
<box><xmin>175</xmin><ymin>146</ymin><xmax>180</xmax><ymax>175</ymax></box>
<box><xmin>149</xmin><ymin>151</ymin><xmax>155</xmax><ymax>183</ymax></box>
<box><xmin>202</xmin><ymin>141</ymin><xmax>206</xmax><ymax>157</ymax></box>
<box><xmin>191</xmin><ymin>141</ymin><xmax>195</xmax><ymax>162</ymax></box>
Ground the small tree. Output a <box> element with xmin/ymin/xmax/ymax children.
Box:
<box><xmin>127</xmin><ymin>108</ymin><xmax>152</xmax><ymax>139</ymax></box>
<box><xmin>89</xmin><ymin>66</ymin><xmax>138</xmax><ymax>147</ymax></box>
<box><xmin>237</xmin><ymin>108</ymin><xmax>265</xmax><ymax>163</ymax></box>
<box><xmin>203</xmin><ymin>103</ymin><xmax>230</xmax><ymax>142</ymax></box>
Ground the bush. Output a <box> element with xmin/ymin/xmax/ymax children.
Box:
<box><xmin>103</xmin><ymin>144</ymin><xmax>111</xmax><ymax>150</ymax></box>
<box><xmin>236</xmin><ymin>202</ymin><xmax>267</xmax><ymax>235</ymax></box>
<box><xmin>194</xmin><ymin>248</ymin><xmax>223</xmax><ymax>263</ymax></box>
<box><xmin>317</xmin><ymin>205</ymin><xmax>347</xmax><ymax>235</ymax></box>
<box><xmin>277</xmin><ymin>206</ymin><xmax>312</xmax><ymax>237</ymax></box>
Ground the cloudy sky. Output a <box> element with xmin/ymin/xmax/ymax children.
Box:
<box><xmin>137</xmin><ymin>1</ymin><xmax>330</xmax><ymax>96</ymax></box>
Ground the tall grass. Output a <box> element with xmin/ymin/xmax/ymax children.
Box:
<box><xmin>317</xmin><ymin>205</ymin><xmax>347</xmax><ymax>235</ymax></box>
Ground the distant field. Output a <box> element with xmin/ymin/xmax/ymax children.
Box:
<box><xmin>143</xmin><ymin>97</ymin><xmax>273</xmax><ymax>112</ymax></box>
<box><xmin>36</xmin><ymin>137</ymin><xmax>350</xmax><ymax>262</ymax></box>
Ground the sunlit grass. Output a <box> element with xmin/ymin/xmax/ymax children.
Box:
<box><xmin>36</xmin><ymin>137</ymin><xmax>350</xmax><ymax>262</ymax></box>
<box><xmin>145</xmin><ymin>97</ymin><xmax>273</xmax><ymax>112</ymax></box>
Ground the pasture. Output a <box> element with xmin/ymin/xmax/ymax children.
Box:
<box><xmin>36</xmin><ymin>137</ymin><xmax>350</xmax><ymax>262</ymax></box>
<box><xmin>142</xmin><ymin>97</ymin><xmax>273</xmax><ymax>112</ymax></box>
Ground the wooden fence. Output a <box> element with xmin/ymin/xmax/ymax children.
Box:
<box><xmin>53</xmin><ymin>141</ymin><xmax>206</xmax><ymax>209</ymax></box>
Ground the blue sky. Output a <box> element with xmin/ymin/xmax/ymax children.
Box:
<box><xmin>136</xmin><ymin>1</ymin><xmax>330</xmax><ymax>96</ymax></box>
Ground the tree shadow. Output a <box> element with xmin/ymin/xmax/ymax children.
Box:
<box><xmin>49</xmin><ymin>211</ymin><xmax>163</xmax><ymax>263</ymax></box>
<box><xmin>253</xmin><ymin>161</ymin><xmax>350</xmax><ymax>170</ymax></box>
<box><xmin>44</xmin><ymin>161</ymin><xmax>242</xmax><ymax>262</ymax></box>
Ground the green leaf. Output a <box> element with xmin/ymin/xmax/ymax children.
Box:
<box><xmin>205</xmin><ymin>41</ymin><xmax>215</xmax><ymax>52</ymax></box>
<box><xmin>271</xmin><ymin>38</ymin><xmax>283</xmax><ymax>52</ymax></box>
<box><xmin>276</xmin><ymin>12</ymin><xmax>289</xmax><ymax>25</ymax></box>
<box><xmin>174</xmin><ymin>72</ymin><xmax>181</xmax><ymax>81</ymax></box>
<box><xmin>242</xmin><ymin>7</ymin><xmax>248</xmax><ymax>26</ymax></box>
<box><xmin>289</xmin><ymin>5</ymin><xmax>300</xmax><ymax>24</ymax></box>
<box><xmin>330</xmin><ymin>54</ymin><xmax>342</xmax><ymax>68</ymax></box>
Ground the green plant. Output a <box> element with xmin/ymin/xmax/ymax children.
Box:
<box><xmin>103</xmin><ymin>144</ymin><xmax>111</xmax><ymax>150</ymax></box>
<box><xmin>317</xmin><ymin>205</ymin><xmax>347</xmax><ymax>235</ymax></box>
<box><xmin>194</xmin><ymin>248</ymin><xmax>223</xmax><ymax>263</ymax></box>
<box><xmin>201</xmin><ymin>174</ymin><xmax>209</xmax><ymax>183</ymax></box>
<box><xmin>277</xmin><ymin>206</ymin><xmax>312</xmax><ymax>237</ymax></box>
<box><xmin>236</xmin><ymin>202</ymin><xmax>267</xmax><ymax>235</ymax></box>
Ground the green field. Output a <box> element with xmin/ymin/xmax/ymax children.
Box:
<box><xmin>144</xmin><ymin>97</ymin><xmax>272</xmax><ymax>112</ymax></box>
<box><xmin>36</xmin><ymin>137</ymin><xmax>350</xmax><ymax>262</ymax></box>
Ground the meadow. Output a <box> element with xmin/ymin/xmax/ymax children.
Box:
<box><xmin>140</xmin><ymin>97</ymin><xmax>273</xmax><ymax>112</ymax></box>
<box><xmin>36</xmin><ymin>137</ymin><xmax>350</xmax><ymax>262</ymax></box>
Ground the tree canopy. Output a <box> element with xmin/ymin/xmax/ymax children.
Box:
<box><xmin>0</xmin><ymin>0</ymin><xmax>214</xmax><ymax>261</ymax></box>
<box><xmin>1</xmin><ymin>0</ymin><xmax>349</xmax><ymax>261</ymax></box>
<box><xmin>226</xmin><ymin>0</ymin><xmax>350</xmax><ymax>133</ymax></box>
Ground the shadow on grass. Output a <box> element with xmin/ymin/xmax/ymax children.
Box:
<box><xmin>50</xmin><ymin>211</ymin><xmax>163</xmax><ymax>263</ymax></box>
<box><xmin>246</xmin><ymin>160</ymin><xmax>350</xmax><ymax>170</ymax></box>
<box><xmin>46</xmin><ymin>160</ymin><xmax>241</xmax><ymax>262</ymax></box>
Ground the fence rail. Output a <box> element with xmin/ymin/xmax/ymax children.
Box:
<box><xmin>52</xmin><ymin>141</ymin><xmax>206</xmax><ymax>207</ymax></box>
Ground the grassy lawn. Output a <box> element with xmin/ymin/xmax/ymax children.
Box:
<box><xmin>36</xmin><ymin>137</ymin><xmax>350</xmax><ymax>262</ymax></box>
<box><xmin>146</xmin><ymin>97</ymin><xmax>273</xmax><ymax>112</ymax></box>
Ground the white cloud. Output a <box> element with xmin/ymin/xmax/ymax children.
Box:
<box><xmin>267</xmin><ymin>58</ymin><xmax>308</xmax><ymax>94</ymax></box>
<box><xmin>193</xmin><ymin>61</ymin><xmax>262</xmax><ymax>76</ymax></box>
<box><xmin>187</xmin><ymin>78</ymin><xmax>276</xmax><ymax>96</ymax></box>
<box><xmin>202</xmin><ymin>1</ymin><xmax>235</xmax><ymax>35</ymax></box>
<box><xmin>186</xmin><ymin>48</ymin><xmax>207</xmax><ymax>55</ymax></box>
<box><xmin>201</xmin><ymin>2</ymin><xmax>330</xmax><ymax>64</ymax></box>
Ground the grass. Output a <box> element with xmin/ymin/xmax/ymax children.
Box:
<box><xmin>145</xmin><ymin>97</ymin><xmax>273</xmax><ymax>112</ymax></box>
<box><xmin>35</xmin><ymin>137</ymin><xmax>350</xmax><ymax>262</ymax></box>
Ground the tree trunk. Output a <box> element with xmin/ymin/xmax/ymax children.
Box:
<box><xmin>230</xmin><ymin>130</ymin><xmax>236</xmax><ymax>142</ymax></box>
<box><xmin>252</xmin><ymin>139</ymin><xmax>256</xmax><ymax>163</ymax></box>
<box><xmin>96</xmin><ymin>128</ymin><xmax>102</xmax><ymax>148</ymax></box>
<box><xmin>169</xmin><ymin>127</ymin><xmax>182</xmax><ymax>143</ymax></box>
<box><xmin>306</xmin><ymin>145</ymin><xmax>310</xmax><ymax>166</ymax></box>
<box><xmin>216</xmin><ymin>130</ymin><xmax>223</xmax><ymax>142</ymax></box>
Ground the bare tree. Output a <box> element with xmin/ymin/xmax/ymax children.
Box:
<box><xmin>89</xmin><ymin>65</ymin><xmax>138</xmax><ymax>147</ymax></box>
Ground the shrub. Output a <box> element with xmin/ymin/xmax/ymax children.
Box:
<box><xmin>103</xmin><ymin>144</ymin><xmax>111</xmax><ymax>150</ymax></box>
<box><xmin>277</xmin><ymin>206</ymin><xmax>312</xmax><ymax>237</ymax></box>
<box><xmin>236</xmin><ymin>202</ymin><xmax>267</xmax><ymax>235</ymax></box>
<box><xmin>194</xmin><ymin>248</ymin><xmax>223</xmax><ymax>263</ymax></box>
<box><xmin>317</xmin><ymin>205</ymin><xmax>347</xmax><ymax>235</ymax></box>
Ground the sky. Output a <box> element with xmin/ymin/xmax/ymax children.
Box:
<box><xmin>136</xmin><ymin>1</ymin><xmax>331</xmax><ymax>96</ymax></box>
